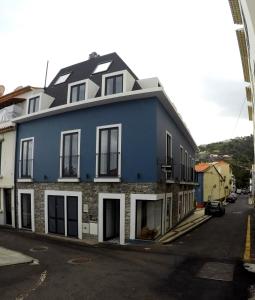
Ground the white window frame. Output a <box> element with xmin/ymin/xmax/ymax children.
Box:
<box><xmin>58</xmin><ymin>129</ymin><xmax>81</xmax><ymax>182</ymax></box>
<box><xmin>44</xmin><ymin>190</ymin><xmax>82</xmax><ymax>240</ymax></box>
<box><xmin>67</xmin><ymin>79</ymin><xmax>88</xmax><ymax>104</ymax></box>
<box><xmin>18</xmin><ymin>137</ymin><xmax>34</xmax><ymax>182</ymax></box>
<box><xmin>98</xmin><ymin>193</ymin><xmax>125</xmax><ymax>245</ymax></box>
<box><xmin>18</xmin><ymin>189</ymin><xmax>35</xmax><ymax>232</ymax></box>
<box><xmin>27</xmin><ymin>94</ymin><xmax>41</xmax><ymax>114</ymax></box>
<box><xmin>101</xmin><ymin>71</ymin><xmax>126</xmax><ymax>97</ymax></box>
<box><xmin>94</xmin><ymin>123</ymin><xmax>122</xmax><ymax>183</ymax></box>
<box><xmin>130</xmin><ymin>193</ymin><xmax>165</xmax><ymax>240</ymax></box>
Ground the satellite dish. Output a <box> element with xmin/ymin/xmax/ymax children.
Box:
<box><xmin>14</xmin><ymin>86</ymin><xmax>23</xmax><ymax>91</ymax></box>
<box><xmin>0</xmin><ymin>85</ymin><xmax>5</xmax><ymax>97</ymax></box>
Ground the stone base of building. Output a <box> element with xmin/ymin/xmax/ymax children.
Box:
<box><xmin>16</xmin><ymin>181</ymin><xmax>196</xmax><ymax>244</ymax></box>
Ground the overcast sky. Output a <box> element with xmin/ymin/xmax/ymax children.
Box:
<box><xmin>0</xmin><ymin>0</ymin><xmax>253</xmax><ymax>145</ymax></box>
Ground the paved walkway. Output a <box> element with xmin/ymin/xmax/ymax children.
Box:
<box><xmin>0</xmin><ymin>246</ymin><xmax>34</xmax><ymax>267</ymax></box>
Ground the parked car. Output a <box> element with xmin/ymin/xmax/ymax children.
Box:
<box><xmin>205</xmin><ymin>201</ymin><xmax>225</xmax><ymax>216</ymax></box>
<box><xmin>226</xmin><ymin>192</ymin><xmax>237</xmax><ymax>203</ymax></box>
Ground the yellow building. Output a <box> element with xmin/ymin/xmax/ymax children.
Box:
<box><xmin>195</xmin><ymin>161</ymin><xmax>232</xmax><ymax>206</ymax></box>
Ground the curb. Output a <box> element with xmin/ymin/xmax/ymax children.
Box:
<box><xmin>161</xmin><ymin>215</ymin><xmax>212</xmax><ymax>244</ymax></box>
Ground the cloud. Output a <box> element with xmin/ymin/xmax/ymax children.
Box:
<box><xmin>201</xmin><ymin>77</ymin><xmax>247</xmax><ymax>119</ymax></box>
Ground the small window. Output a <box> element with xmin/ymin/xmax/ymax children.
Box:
<box><xmin>70</xmin><ymin>83</ymin><xmax>86</xmax><ymax>103</ymax></box>
<box><xmin>93</xmin><ymin>62</ymin><xmax>112</xmax><ymax>74</ymax></box>
<box><xmin>105</xmin><ymin>75</ymin><xmax>123</xmax><ymax>96</ymax></box>
<box><xmin>55</xmin><ymin>73</ymin><xmax>71</xmax><ymax>85</ymax></box>
<box><xmin>28</xmin><ymin>96</ymin><xmax>40</xmax><ymax>114</ymax></box>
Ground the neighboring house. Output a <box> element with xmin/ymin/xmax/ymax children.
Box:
<box><xmin>0</xmin><ymin>86</ymin><xmax>53</xmax><ymax>227</ymax></box>
<box><xmin>228</xmin><ymin>0</ymin><xmax>255</xmax><ymax>196</ymax></box>
<box><xmin>13</xmin><ymin>52</ymin><xmax>197</xmax><ymax>245</ymax></box>
<box><xmin>195</xmin><ymin>161</ymin><xmax>232</xmax><ymax>206</ymax></box>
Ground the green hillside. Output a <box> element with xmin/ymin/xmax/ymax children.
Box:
<box><xmin>198</xmin><ymin>135</ymin><xmax>253</xmax><ymax>188</ymax></box>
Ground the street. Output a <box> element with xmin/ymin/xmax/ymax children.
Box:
<box><xmin>0</xmin><ymin>195</ymin><xmax>254</xmax><ymax>300</ymax></box>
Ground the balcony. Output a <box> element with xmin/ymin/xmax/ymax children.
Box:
<box><xmin>164</xmin><ymin>157</ymin><xmax>174</xmax><ymax>181</ymax></box>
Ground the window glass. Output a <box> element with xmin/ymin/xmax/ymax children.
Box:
<box><xmin>70</xmin><ymin>83</ymin><xmax>85</xmax><ymax>102</ymax></box>
<box><xmin>28</xmin><ymin>96</ymin><xmax>40</xmax><ymax>114</ymax></box>
<box><xmin>93</xmin><ymin>62</ymin><xmax>112</xmax><ymax>74</ymax></box>
<box><xmin>106</xmin><ymin>78</ymin><xmax>114</xmax><ymax>96</ymax></box>
<box><xmin>115</xmin><ymin>76</ymin><xmax>123</xmax><ymax>93</ymax></box>
<box><xmin>62</xmin><ymin>132</ymin><xmax>79</xmax><ymax>177</ymax></box>
<box><xmin>54</xmin><ymin>73</ymin><xmax>70</xmax><ymax>85</ymax></box>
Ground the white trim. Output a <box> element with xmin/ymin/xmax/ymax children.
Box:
<box><xmin>27</xmin><ymin>93</ymin><xmax>42</xmax><ymax>114</ymax></box>
<box><xmin>95</xmin><ymin>123</ymin><xmax>122</xmax><ymax>180</ymax></box>
<box><xmin>98</xmin><ymin>193</ymin><xmax>125</xmax><ymax>245</ymax></box>
<box><xmin>17</xmin><ymin>178</ymin><xmax>33</xmax><ymax>183</ymax></box>
<box><xmin>57</xmin><ymin>178</ymin><xmax>80</xmax><ymax>183</ymax></box>
<box><xmin>59</xmin><ymin>129</ymin><xmax>81</xmax><ymax>179</ymax></box>
<box><xmin>44</xmin><ymin>190</ymin><xmax>82</xmax><ymax>240</ymax></box>
<box><xmin>19</xmin><ymin>137</ymin><xmax>34</xmax><ymax>179</ymax></box>
<box><xmin>17</xmin><ymin>189</ymin><xmax>35</xmax><ymax>232</ymax></box>
<box><xmin>130</xmin><ymin>193</ymin><xmax>164</xmax><ymax>240</ymax></box>
<box><xmin>94</xmin><ymin>178</ymin><xmax>120</xmax><ymax>183</ymax></box>
<box><xmin>67</xmin><ymin>79</ymin><xmax>87</xmax><ymax>103</ymax></box>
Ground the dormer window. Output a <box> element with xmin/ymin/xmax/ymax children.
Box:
<box><xmin>105</xmin><ymin>75</ymin><xmax>123</xmax><ymax>96</ymax></box>
<box><xmin>93</xmin><ymin>61</ymin><xmax>112</xmax><ymax>74</ymax></box>
<box><xmin>69</xmin><ymin>82</ymin><xmax>86</xmax><ymax>103</ymax></box>
<box><xmin>28</xmin><ymin>96</ymin><xmax>40</xmax><ymax>114</ymax></box>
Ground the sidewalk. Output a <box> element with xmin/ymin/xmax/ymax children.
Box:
<box><xmin>0</xmin><ymin>246</ymin><xmax>34</xmax><ymax>267</ymax></box>
<box><xmin>159</xmin><ymin>208</ymin><xmax>211</xmax><ymax>244</ymax></box>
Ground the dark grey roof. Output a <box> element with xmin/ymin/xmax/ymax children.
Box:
<box><xmin>46</xmin><ymin>52</ymin><xmax>140</xmax><ymax>107</ymax></box>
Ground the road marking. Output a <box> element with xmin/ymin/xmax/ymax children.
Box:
<box><xmin>15</xmin><ymin>270</ymin><xmax>47</xmax><ymax>300</ymax></box>
<box><xmin>244</xmin><ymin>215</ymin><xmax>251</xmax><ymax>262</ymax></box>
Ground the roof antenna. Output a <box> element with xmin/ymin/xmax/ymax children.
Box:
<box><xmin>44</xmin><ymin>60</ymin><xmax>49</xmax><ymax>88</ymax></box>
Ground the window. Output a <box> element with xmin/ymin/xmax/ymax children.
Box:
<box><xmin>185</xmin><ymin>151</ymin><xmax>188</xmax><ymax>181</ymax></box>
<box><xmin>105</xmin><ymin>75</ymin><xmax>123</xmax><ymax>96</ymax></box>
<box><xmin>180</xmin><ymin>146</ymin><xmax>184</xmax><ymax>181</ymax></box>
<box><xmin>18</xmin><ymin>189</ymin><xmax>35</xmax><ymax>232</ymax></box>
<box><xmin>166</xmin><ymin>132</ymin><xmax>172</xmax><ymax>180</ymax></box>
<box><xmin>93</xmin><ymin>61</ymin><xmax>112</xmax><ymax>74</ymax></box>
<box><xmin>98</xmin><ymin>127</ymin><xmax>119</xmax><ymax>177</ymax></box>
<box><xmin>95</xmin><ymin>124</ymin><xmax>121</xmax><ymax>180</ymax></box>
<box><xmin>70</xmin><ymin>83</ymin><xmax>86</xmax><ymax>103</ymax></box>
<box><xmin>54</xmin><ymin>73</ymin><xmax>70</xmax><ymax>85</ymax></box>
<box><xmin>20</xmin><ymin>139</ymin><xmax>33</xmax><ymax>178</ymax></box>
<box><xmin>60</xmin><ymin>130</ymin><xmax>80</xmax><ymax>178</ymax></box>
<box><xmin>28</xmin><ymin>96</ymin><xmax>40</xmax><ymax>114</ymax></box>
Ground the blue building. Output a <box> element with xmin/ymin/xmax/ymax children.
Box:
<box><xmin>14</xmin><ymin>52</ymin><xmax>197</xmax><ymax>244</ymax></box>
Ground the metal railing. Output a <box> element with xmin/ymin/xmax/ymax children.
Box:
<box><xmin>96</xmin><ymin>152</ymin><xmax>120</xmax><ymax>177</ymax></box>
<box><xmin>60</xmin><ymin>155</ymin><xmax>79</xmax><ymax>178</ymax></box>
<box><xmin>165</xmin><ymin>157</ymin><xmax>174</xmax><ymax>181</ymax></box>
<box><xmin>19</xmin><ymin>159</ymin><xmax>33</xmax><ymax>178</ymax></box>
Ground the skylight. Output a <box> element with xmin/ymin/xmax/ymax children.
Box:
<box><xmin>54</xmin><ymin>73</ymin><xmax>71</xmax><ymax>85</ymax></box>
<box><xmin>93</xmin><ymin>61</ymin><xmax>112</xmax><ymax>74</ymax></box>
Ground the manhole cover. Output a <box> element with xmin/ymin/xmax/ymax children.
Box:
<box><xmin>197</xmin><ymin>262</ymin><xmax>234</xmax><ymax>282</ymax></box>
<box><xmin>30</xmin><ymin>246</ymin><xmax>48</xmax><ymax>252</ymax></box>
<box><xmin>67</xmin><ymin>257</ymin><xmax>91</xmax><ymax>265</ymax></box>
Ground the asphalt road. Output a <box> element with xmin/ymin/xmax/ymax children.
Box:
<box><xmin>0</xmin><ymin>195</ymin><xmax>254</xmax><ymax>300</ymax></box>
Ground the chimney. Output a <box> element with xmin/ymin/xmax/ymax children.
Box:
<box><xmin>89</xmin><ymin>52</ymin><xmax>100</xmax><ymax>59</ymax></box>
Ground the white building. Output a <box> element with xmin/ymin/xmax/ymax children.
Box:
<box><xmin>0</xmin><ymin>86</ymin><xmax>53</xmax><ymax>227</ymax></box>
<box><xmin>229</xmin><ymin>0</ymin><xmax>255</xmax><ymax>195</ymax></box>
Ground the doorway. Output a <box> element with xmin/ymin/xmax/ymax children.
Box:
<box><xmin>21</xmin><ymin>193</ymin><xmax>32</xmax><ymax>229</ymax></box>
<box><xmin>103</xmin><ymin>198</ymin><xmax>120</xmax><ymax>241</ymax></box>
<box><xmin>4</xmin><ymin>189</ymin><xmax>12</xmax><ymax>226</ymax></box>
<box><xmin>48</xmin><ymin>195</ymin><xmax>65</xmax><ymax>235</ymax></box>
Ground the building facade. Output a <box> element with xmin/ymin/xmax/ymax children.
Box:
<box><xmin>13</xmin><ymin>53</ymin><xmax>197</xmax><ymax>244</ymax></box>
<box><xmin>228</xmin><ymin>0</ymin><xmax>255</xmax><ymax>196</ymax></box>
